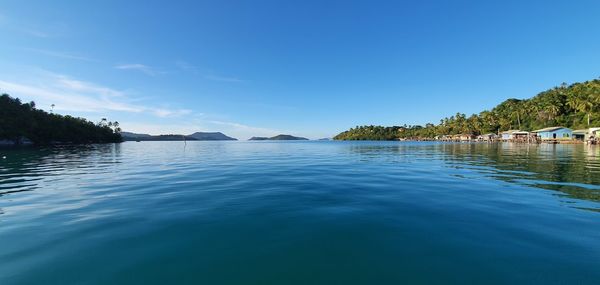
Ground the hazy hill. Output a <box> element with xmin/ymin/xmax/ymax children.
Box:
<box><xmin>120</xmin><ymin>132</ymin><xmax>152</xmax><ymax>139</ymax></box>
<box><xmin>188</xmin><ymin>132</ymin><xmax>237</xmax><ymax>140</ymax></box>
<box><xmin>122</xmin><ymin>131</ymin><xmax>237</xmax><ymax>141</ymax></box>
<box><xmin>249</xmin><ymin>134</ymin><xmax>308</xmax><ymax>141</ymax></box>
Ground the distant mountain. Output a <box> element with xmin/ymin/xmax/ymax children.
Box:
<box><xmin>248</xmin><ymin>137</ymin><xmax>269</xmax><ymax>141</ymax></box>
<box><xmin>188</xmin><ymin>132</ymin><xmax>237</xmax><ymax>141</ymax></box>
<box><xmin>122</xmin><ymin>133</ymin><xmax>195</xmax><ymax>141</ymax></box>
<box><xmin>249</xmin><ymin>134</ymin><xmax>308</xmax><ymax>141</ymax></box>
<box><xmin>121</xmin><ymin>132</ymin><xmax>152</xmax><ymax>139</ymax></box>
<box><xmin>122</xmin><ymin>131</ymin><xmax>237</xmax><ymax>141</ymax></box>
<box><xmin>271</xmin><ymin>134</ymin><xmax>308</xmax><ymax>140</ymax></box>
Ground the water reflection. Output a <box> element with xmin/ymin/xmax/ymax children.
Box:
<box><xmin>342</xmin><ymin>142</ymin><xmax>600</xmax><ymax>209</ymax></box>
<box><xmin>437</xmin><ymin>143</ymin><xmax>600</xmax><ymax>206</ymax></box>
<box><xmin>1</xmin><ymin>141</ymin><xmax>599</xmax><ymax>213</ymax></box>
<box><xmin>0</xmin><ymin>144</ymin><xmax>122</xmax><ymax>196</ymax></box>
<box><xmin>2</xmin><ymin>141</ymin><xmax>599</xmax><ymax>285</ymax></box>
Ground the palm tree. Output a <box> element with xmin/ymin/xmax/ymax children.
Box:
<box><xmin>514</xmin><ymin>110</ymin><xmax>522</xmax><ymax>130</ymax></box>
<box><xmin>590</xmin><ymin>84</ymin><xmax>600</xmax><ymax>121</ymax></box>
<box><xmin>581</xmin><ymin>100</ymin><xmax>594</xmax><ymax>126</ymax></box>
<box><xmin>567</xmin><ymin>92</ymin><xmax>594</xmax><ymax>126</ymax></box>
<box><xmin>545</xmin><ymin>104</ymin><xmax>560</xmax><ymax>124</ymax></box>
<box><xmin>480</xmin><ymin>111</ymin><xmax>496</xmax><ymax>133</ymax></box>
<box><xmin>113</xmin><ymin>121</ymin><xmax>121</xmax><ymax>133</ymax></box>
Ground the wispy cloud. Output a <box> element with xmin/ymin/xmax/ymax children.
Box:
<box><xmin>25</xmin><ymin>48</ymin><xmax>94</xmax><ymax>61</ymax></box>
<box><xmin>152</xmin><ymin>108</ymin><xmax>192</xmax><ymax>118</ymax></box>
<box><xmin>0</xmin><ymin>80</ymin><xmax>141</xmax><ymax>113</ymax></box>
<box><xmin>115</xmin><ymin>64</ymin><xmax>162</xmax><ymax>76</ymax></box>
<box><xmin>0</xmin><ymin>71</ymin><xmax>189</xmax><ymax>118</ymax></box>
<box><xmin>55</xmin><ymin>76</ymin><xmax>123</xmax><ymax>97</ymax></box>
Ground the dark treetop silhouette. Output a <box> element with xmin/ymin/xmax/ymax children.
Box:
<box><xmin>0</xmin><ymin>94</ymin><xmax>122</xmax><ymax>145</ymax></box>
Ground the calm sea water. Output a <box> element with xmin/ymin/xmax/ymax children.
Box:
<box><xmin>1</xmin><ymin>141</ymin><xmax>599</xmax><ymax>284</ymax></box>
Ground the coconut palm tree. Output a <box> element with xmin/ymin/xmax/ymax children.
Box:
<box><xmin>567</xmin><ymin>92</ymin><xmax>594</xmax><ymax>126</ymax></box>
<box><xmin>113</xmin><ymin>121</ymin><xmax>120</xmax><ymax>132</ymax></box>
<box><xmin>545</xmin><ymin>104</ymin><xmax>560</xmax><ymax>124</ymax></box>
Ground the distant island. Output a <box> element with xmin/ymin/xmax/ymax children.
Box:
<box><xmin>122</xmin><ymin>131</ymin><xmax>237</xmax><ymax>141</ymax></box>
<box><xmin>249</xmin><ymin>134</ymin><xmax>308</xmax><ymax>141</ymax></box>
<box><xmin>0</xmin><ymin>94</ymin><xmax>122</xmax><ymax>146</ymax></box>
<box><xmin>335</xmin><ymin>78</ymin><xmax>600</xmax><ymax>140</ymax></box>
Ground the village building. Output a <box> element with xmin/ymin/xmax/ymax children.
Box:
<box><xmin>458</xmin><ymin>134</ymin><xmax>476</xmax><ymax>141</ymax></box>
<box><xmin>573</xmin><ymin>129</ymin><xmax>588</xmax><ymax>141</ymax></box>
<box><xmin>533</xmin><ymin>127</ymin><xmax>573</xmax><ymax>141</ymax></box>
<box><xmin>438</xmin><ymin>135</ymin><xmax>453</xmax><ymax>141</ymax></box>
<box><xmin>573</xmin><ymin>127</ymin><xmax>600</xmax><ymax>143</ymax></box>
<box><xmin>591</xmin><ymin>128</ymin><xmax>600</xmax><ymax>145</ymax></box>
<box><xmin>501</xmin><ymin>130</ymin><xmax>530</xmax><ymax>142</ymax></box>
<box><xmin>477</xmin><ymin>133</ymin><xmax>498</xmax><ymax>142</ymax></box>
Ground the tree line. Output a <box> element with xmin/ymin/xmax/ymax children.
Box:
<box><xmin>0</xmin><ymin>94</ymin><xmax>122</xmax><ymax>145</ymax></box>
<box><xmin>335</xmin><ymin>78</ymin><xmax>600</xmax><ymax>140</ymax></box>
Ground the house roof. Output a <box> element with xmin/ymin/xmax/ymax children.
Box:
<box><xmin>532</xmin><ymin>126</ymin><xmax>570</xmax><ymax>133</ymax></box>
<box><xmin>573</xmin><ymin>127</ymin><xmax>600</xmax><ymax>134</ymax></box>
<box><xmin>501</xmin><ymin>130</ymin><xmax>530</xmax><ymax>135</ymax></box>
<box><xmin>501</xmin><ymin>130</ymin><xmax>522</xmax><ymax>134</ymax></box>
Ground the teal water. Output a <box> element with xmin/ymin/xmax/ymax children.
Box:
<box><xmin>1</xmin><ymin>141</ymin><xmax>599</xmax><ymax>284</ymax></box>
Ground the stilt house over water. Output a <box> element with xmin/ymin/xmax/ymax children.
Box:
<box><xmin>533</xmin><ymin>127</ymin><xmax>573</xmax><ymax>141</ymax></box>
<box><xmin>501</xmin><ymin>130</ymin><xmax>530</xmax><ymax>142</ymax></box>
<box><xmin>573</xmin><ymin>127</ymin><xmax>600</xmax><ymax>142</ymax></box>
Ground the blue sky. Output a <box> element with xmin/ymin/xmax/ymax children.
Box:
<box><xmin>1</xmin><ymin>0</ymin><xmax>600</xmax><ymax>139</ymax></box>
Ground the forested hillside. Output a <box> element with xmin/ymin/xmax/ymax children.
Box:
<box><xmin>335</xmin><ymin>79</ymin><xmax>600</xmax><ymax>140</ymax></box>
<box><xmin>0</xmin><ymin>94</ymin><xmax>122</xmax><ymax>145</ymax></box>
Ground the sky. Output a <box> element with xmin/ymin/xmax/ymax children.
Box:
<box><xmin>1</xmin><ymin>0</ymin><xmax>600</xmax><ymax>140</ymax></box>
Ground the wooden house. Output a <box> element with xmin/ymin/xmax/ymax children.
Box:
<box><xmin>477</xmin><ymin>133</ymin><xmax>498</xmax><ymax>142</ymax></box>
<box><xmin>574</xmin><ymin>127</ymin><xmax>600</xmax><ymax>142</ymax></box>
<box><xmin>533</xmin><ymin>127</ymin><xmax>573</xmax><ymax>141</ymax></box>
<box><xmin>459</xmin><ymin>134</ymin><xmax>476</xmax><ymax>141</ymax></box>
<box><xmin>501</xmin><ymin>130</ymin><xmax>529</xmax><ymax>142</ymax></box>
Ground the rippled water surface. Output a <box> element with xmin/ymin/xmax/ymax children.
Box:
<box><xmin>1</xmin><ymin>141</ymin><xmax>600</xmax><ymax>284</ymax></box>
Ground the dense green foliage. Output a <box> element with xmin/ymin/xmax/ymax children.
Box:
<box><xmin>335</xmin><ymin>79</ymin><xmax>600</xmax><ymax>140</ymax></box>
<box><xmin>334</xmin><ymin>126</ymin><xmax>404</xmax><ymax>140</ymax></box>
<box><xmin>0</xmin><ymin>94</ymin><xmax>122</xmax><ymax>145</ymax></box>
